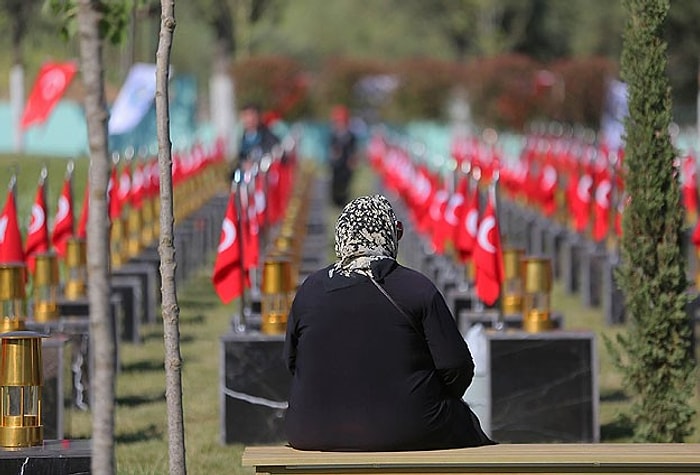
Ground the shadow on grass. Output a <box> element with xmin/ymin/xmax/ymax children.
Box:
<box><xmin>180</xmin><ymin>313</ymin><xmax>206</xmax><ymax>324</ymax></box>
<box><xmin>121</xmin><ymin>360</ymin><xmax>164</xmax><ymax>373</ymax></box>
<box><xmin>600</xmin><ymin>413</ymin><xmax>634</xmax><ymax>441</ymax></box>
<box><xmin>140</xmin><ymin>332</ymin><xmax>195</xmax><ymax>345</ymax></box>
<box><xmin>600</xmin><ymin>389</ymin><xmax>628</xmax><ymax>402</ymax></box>
<box><xmin>116</xmin><ymin>424</ymin><xmax>163</xmax><ymax>444</ymax></box>
<box><xmin>117</xmin><ymin>392</ymin><xmax>165</xmax><ymax>407</ymax></box>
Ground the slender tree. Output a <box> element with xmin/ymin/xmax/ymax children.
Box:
<box><xmin>155</xmin><ymin>1</ymin><xmax>187</xmax><ymax>473</ymax></box>
<box><xmin>49</xmin><ymin>1</ymin><xmax>131</xmax><ymax>472</ymax></box>
<box><xmin>77</xmin><ymin>0</ymin><xmax>116</xmax><ymax>472</ymax></box>
<box><xmin>611</xmin><ymin>0</ymin><xmax>696</xmax><ymax>442</ymax></box>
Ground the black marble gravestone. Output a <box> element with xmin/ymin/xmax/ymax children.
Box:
<box><xmin>464</xmin><ymin>329</ymin><xmax>598</xmax><ymax>443</ymax></box>
<box><xmin>0</xmin><ymin>439</ymin><xmax>91</xmax><ymax>473</ymax></box>
<box><xmin>220</xmin><ymin>331</ymin><xmax>291</xmax><ymax>445</ymax></box>
<box><xmin>41</xmin><ymin>335</ymin><xmax>71</xmax><ymax>441</ymax></box>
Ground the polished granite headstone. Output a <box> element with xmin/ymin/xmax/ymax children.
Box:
<box><xmin>561</xmin><ymin>232</ymin><xmax>584</xmax><ymax>294</ymax></box>
<box><xmin>220</xmin><ymin>331</ymin><xmax>291</xmax><ymax>445</ymax></box>
<box><xmin>0</xmin><ymin>439</ymin><xmax>91</xmax><ymax>474</ymax></box>
<box><xmin>458</xmin><ymin>310</ymin><xmax>564</xmax><ymax>335</ymax></box>
<box><xmin>113</xmin><ymin>261</ymin><xmax>160</xmax><ymax>324</ymax></box>
<box><xmin>542</xmin><ymin>223</ymin><xmax>567</xmax><ymax>279</ymax></box>
<box><xmin>110</xmin><ymin>274</ymin><xmax>143</xmax><ymax>343</ymax></box>
<box><xmin>464</xmin><ymin>329</ymin><xmax>598</xmax><ymax>443</ymax></box>
<box><xmin>41</xmin><ymin>335</ymin><xmax>72</xmax><ymax>441</ymax></box>
<box><xmin>579</xmin><ymin>242</ymin><xmax>608</xmax><ymax>308</ymax></box>
<box><xmin>602</xmin><ymin>253</ymin><xmax>625</xmax><ymax>325</ymax></box>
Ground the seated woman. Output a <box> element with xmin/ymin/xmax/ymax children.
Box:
<box><xmin>284</xmin><ymin>194</ymin><xmax>495</xmax><ymax>451</ymax></box>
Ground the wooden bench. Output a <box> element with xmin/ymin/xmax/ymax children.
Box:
<box><xmin>243</xmin><ymin>443</ymin><xmax>700</xmax><ymax>474</ymax></box>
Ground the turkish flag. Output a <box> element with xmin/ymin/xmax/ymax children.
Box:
<box><xmin>592</xmin><ymin>170</ymin><xmax>612</xmax><ymax>242</ymax></box>
<box><xmin>473</xmin><ymin>196</ymin><xmax>504</xmax><ymax>306</ymax></box>
<box><xmin>76</xmin><ymin>183</ymin><xmax>89</xmax><ymax>240</ymax></box>
<box><xmin>25</xmin><ymin>181</ymin><xmax>50</xmax><ymax>271</ymax></box>
<box><xmin>51</xmin><ymin>173</ymin><xmax>74</xmax><ymax>257</ymax></box>
<box><xmin>212</xmin><ymin>193</ymin><xmax>244</xmax><ymax>304</ymax></box>
<box><xmin>539</xmin><ymin>163</ymin><xmax>558</xmax><ymax>217</ymax></box>
<box><xmin>242</xmin><ymin>187</ymin><xmax>259</xmax><ymax>271</ymax></box>
<box><xmin>130</xmin><ymin>162</ymin><xmax>145</xmax><ymax>209</ymax></box>
<box><xmin>681</xmin><ymin>153</ymin><xmax>698</xmax><ymax>218</ymax></box>
<box><xmin>0</xmin><ymin>187</ymin><xmax>24</xmax><ymax>264</ymax></box>
<box><xmin>21</xmin><ymin>61</ymin><xmax>77</xmax><ymax>130</ymax></box>
<box><xmin>569</xmin><ymin>172</ymin><xmax>593</xmax><ymax>233</ymax></box>
<box><xmin>108</xmin><ymin>165</ymin><xmax>122</xmax><ymax>220</ymax></box>
<box><xmin>454</xmin><ymin>184</ymin><xmax>479</xmax><ymax>263</ymax></box>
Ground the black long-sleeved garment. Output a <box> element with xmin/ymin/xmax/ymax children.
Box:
<box><xmin>284</xmin><ymin>260</ymin><xmax>493</xmax><ymax>451</ymax></box>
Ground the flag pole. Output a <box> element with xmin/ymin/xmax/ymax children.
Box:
<box><xmin>232</xmin><ymin>169</ymin><xmax>247</xmax><ymax>333</ymax></box>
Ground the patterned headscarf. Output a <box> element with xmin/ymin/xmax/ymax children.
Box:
<box><xmin>330</xmin><ymin>194</ymin><xmax>401</xmax><ymax>278</ymax></box>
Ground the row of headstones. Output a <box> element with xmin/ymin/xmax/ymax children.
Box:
<box><xmin>388</xmin><ymin>189</ymin><xmax>600</xmax><ymax>443</ymax></box>
<box><xmin>219</xmin><ymin>174</ymin><xmax>330</xmax><ymax>445</ymax></box>
<box><xmin>28</xmin><ymin>191</ymin><xmax>231</xmax><ymax>443</ymax></box>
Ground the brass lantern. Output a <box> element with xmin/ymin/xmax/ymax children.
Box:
<box><xmin>521</xmin><ymin>256</ymin><xmax>553</xmax><ymax>333</ymax></box>
<box><xmin>126</xmin><ymin>205</ymin><xmax>143</xmax><ymax>258</ymax></box>
<box><xmin>64</xmin><ymin>238</ymin><xmax>87</xmax><ymax>300</ymax></box>
<box><xmin>110</xmin><ymin>216</ymin><xmax>127</xmax><ymax>269</ymax></box>
<box><xmin>260</xmin><ymin>258</ymin><xmax>294</xmax><ymax>335</ymax></box>
<box><xmin>32</xmin><ymin>253</ymin><xmax>60</xmax><ymax>322</ymax></box>
<box><xmin>0</xmin><ymin>330</ymin><xmax>45</xmax><ymax>448</ymax></box>
<box><xmin>0</xmin><ymin>264</ymin><xmax>26</xmax><ymax>333</ymax></box>
<box><xmin>501</xmin><ymin>248</ymin><xmax>525</xmax><ymax>315</ymax></box>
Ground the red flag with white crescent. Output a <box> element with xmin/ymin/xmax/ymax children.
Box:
<box><xmin>51</xmin><ymin>172</ymin><xmax>74</xmax><ymax>257</ymax></box>
<box><xmin>454</xmin><ymin>183</ymin><xmax>479</xmax><ymax>263</ymax></box>
<box><xmin>0</xmin><ymin>185</ymin><xmax>24</xmax><ymax>264</ymax></box>
<box><xmin>77</xmin><ymin>183</ymin><xmax>89</xmax><ymax>240</ymax></box>
<box><xmin>212</xmin><ymin>193</ymin><xmax>244</xmax><ymax>303</ymax></box>
<box><xmin>25</xmin><ymin>179</ymin><xmax>50</xmax><ymax>271</ymax></box>
<box><xmin>592</xmin><ymin>170</ymin><xmax>612</xmax><ymax>242</ymax></box>
<box><xmin>20</xmin><ymin>61</ymin><xmax>77</xmax><ymax>130</ymax></box>
<box><xmin>473</xmin><ymin>195</ymin><xmax>504</xmax><ymax>306</ymax></box>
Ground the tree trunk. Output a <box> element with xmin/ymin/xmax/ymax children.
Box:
<box><xmin>77</xmin><ymin>0</ymin><xmax>116</xmax><ymax>473</ymax></box>
<box><xmin>156</xmin><ymin>1</ymin><xmax>187</xmax><ymax>473</ymax></box>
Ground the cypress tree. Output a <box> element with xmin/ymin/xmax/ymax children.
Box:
<box><xmin>612</xmin><ymin>0</ymin><xmax>696</xmax><ymax>441</ymax></box>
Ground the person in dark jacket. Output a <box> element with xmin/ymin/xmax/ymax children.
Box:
<box><xmin>328</xmin><ymin>105</ymin><xmax>358</xmax><ymax>208</ymax></box>
<box><xmin>237</xmin><ymin>103</ymin><xmax>281</xmax><ymax>166</ymax></box>
<box><xmin>284</xmin><ymin>194</ymin><xmax>494</xmax><ymax>451</ymax></box>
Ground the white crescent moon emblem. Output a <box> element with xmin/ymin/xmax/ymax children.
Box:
<box><xmin>255</xmin><ymin>190</ymin><xmax>266</xmax><ymax>213</ymax></box>
<box><xmin>444</xmin><ymin>194</ymin><xmax>464</xmax><ymax>225</ymax></box>
<box><xmin>595</xmin><ymin>180</ymin><xmax>612</xmax><ymax>208</ymax></box>
<box><xmin>218</xmin><ymin>218</ymin><xmax>236</xmax><ymax>252</ymax></box>
<box><xmin>429</xmin><ymin>190</ymin><xmax>449</xmax><ymax>221</ymax></box>
<box><xmin>56</xmin><ymin>195</ymin><xmax>70</xmax><ymax>222</ymax></box>
<box><xmin>466</xmin><ymin>208</ymin><xmax>479</xmax><ymax>237</ymax></box>
<box><xmin>542</xmin><ymin>165</ymin><xmax>557</xmax><ymax>189</ymax></box>
<box><xmin>0</xmin><ymin>216</ymin><xmax>7</xmax><ymax>243</ymax></box>
<box><xmin>40</xmin><ymin>69</ymin><xmax>67</xmax><ymax>100</ymax></box>
<box><xmin>477</xmin><ymin>216</ymin><xmax>496</xmax><ymax>254</ymax></box>
<box><xmin>416</xmin><ymin>177</ymin><xmax>431</xmax><ymax>203</ymax></box>
<box><xmin>577</xmin><ymin>175</ymin><xmax>593</xmax><ymax>203</ymax></box>
<box><xmin>119</xmin><ymin>175</ymin><xmax>131</xmax><ymax>198</ymax></box>
<box><xmin>29</xmin><ymin>204</ymin><xmax>45</xmax><ymax>234</ymax></box>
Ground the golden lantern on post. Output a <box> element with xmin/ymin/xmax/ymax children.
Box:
<box><xmin>521</xmin><ymin>256</ymin><xmax>553</xmax><ymax>333</ymax></box>
<box><xmin>126</xmin><ymin>205</ymin><xmax>143</xmax><ymax>258</ymax></box>
<box><xmin>64</xmin><ymin>238</ymin><xmax>87</xmax><ymax>300</ymax></box>
<box><xmin>32</xmin><ymin>253</ymin><xmax>60</xmax><ymax>322</ymax></box>
<box><xmin>0</xmin><ymin>330</ymin><xmax>45</xmax><ymax>448</ymax></box>
<box><xmin>110</xmin><ymin>216</ymin><xmax>127</xmax><ymax>269</ymax></box>
<box><xmin>0</xmin><ymin>264</ymin><xmax>26</xmax><ymax>333</ymax></box>
<box><xmin>260</xmin><ymin>258</ymin><xmax>294</xmax><ymax>335</ymax></box>
<box><xmin>501</xmin><ymin>248</ymin><xmax>525</xmax><ymax>315</ymax></box>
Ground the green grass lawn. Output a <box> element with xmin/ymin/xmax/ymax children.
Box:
<box><xmin>2</xmin><ymin>156</ymin><xmax>697</xmax><ymax>473</ymax></box>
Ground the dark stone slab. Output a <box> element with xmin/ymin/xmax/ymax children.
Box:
<box><xmin>41</xmin><ymin>336</ymin><xmax>71</xmax><ymax>441</ymax></box>
<box><xmin>580</xmin><ymin>243</ymin><xmax>607</xmax><ymax>308</ymax></box>
<box><xmin>464</xmin><ymin>329</ymin><xmax>598</xmax><ymax>443</ymax></box>
<box><xmin>561</xmin><ymin>232</ymin><xmax>584</xmax><ymax>294</ymax></box>
<box><xmin>110</xmin><ymin>274</ymin><xmax>143</xmax><ymax>344</ymax></box>
<box><xmin>113</xmin><ymin>262</ymin><xmax>159</xmax><ymax>324</ymax></box>
<box><xmin>542</xmin><ymin>223</ymin><xmax>567</xmax><ymax>279</ymax></box>
<box><xmin>0</xmin><ymin>439</ymin><xmax>91</xmax><ymax>474</ymax></box>
<box><xmin>220</xmin><ymin>331</ymin><xmax>291</xmax><ymax>445</ymax></box>
<box><xmin>602</xmin><ymin>253</ymin><xmax>625</xmax><ymax>325</ymax></box>
<box><xmin>458</xmin><ymin>310</ymin><xmax>564</xmax><ymax>335</ymax></box>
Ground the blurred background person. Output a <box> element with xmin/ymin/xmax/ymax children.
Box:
<box><xmin>328</xmin><ymin>104</ymin><xmax>358</xmax><ymax>208</ymax></box>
